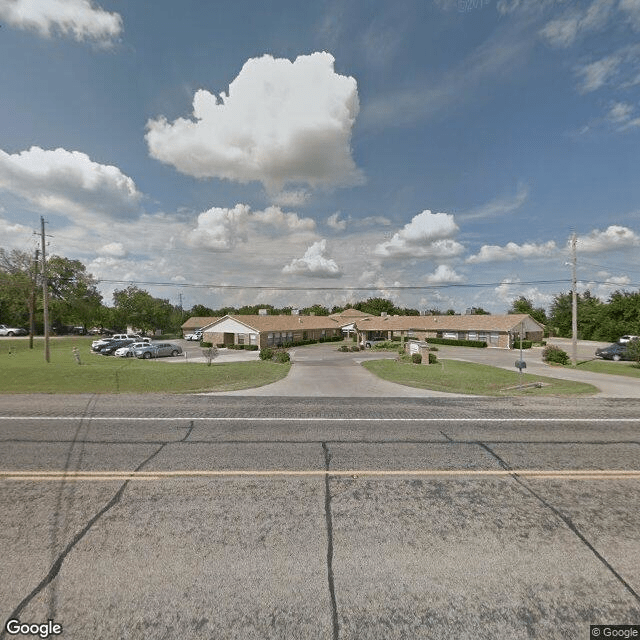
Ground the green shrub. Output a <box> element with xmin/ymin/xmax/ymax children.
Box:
<box><xmin>273</xmin><ymin>349</ymin><xmax>290</xmax><ymax>363</ymax></box>
<box><xmin>372</xmin><ymin>340</ymin><xmax>401</xmax><ymax>349</ymax></box>
<box><xmin>542</xmin><ymin>345</ymin><xmax>570</xmax><ymax>365</ymax></box>
<box><xmin>426</xmin><ymin>338</ymin><xmax>487</xmax><ymax>348</ymax></box>
<box><xmin>259</xmin><ymin>347</ymin><xmax>274</xmax><ymax>361</ymax></box>
<box><xmin>411</xmin><ymin>353</ymin><xmax>422</xmax><ymax>364</ymax></box>
<box><xmin>513</xmin><ymin>340</ymin><xmax>533</xmax><ymax>349</ymax></box>
<box><xmin>216</xmin><ymin>343</ymin><xmax>225</xmax><ymax>348</ymax></box>
<box><xmin>244</xmin><ymin>345</ymin><xmax>259</xmax><ymax>350</ymax></box>
<box><xmin>338</xmin><ymin>345</ymin><xmax>349</xmax><ymax>352</ymax></box>
<box><xmin>349</xmin><ymin>346</ymin><xmax>360</xmax><ymax>352</ymax></box>
<box><xmin>201</xmin><ymin>341</ymin><xmax>213</xmax><ymax>348</ymax></box>
<box><xmin>428</xmin><ymin>352</ymin><xmax>437</xmax><ymax>364</ymax></box>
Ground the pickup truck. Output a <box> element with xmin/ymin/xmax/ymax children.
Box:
<box><xmin>0</xmin><ymin>324</ymin><xmax>27</xmax><ymax>336</ymax></box>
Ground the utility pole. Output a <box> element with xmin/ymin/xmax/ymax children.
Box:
<box><xmin>571</xmin><ymin>232</ymin><xmax>578</xmax><ymax>366</ymax></box>
<box><xmin>29</xmin><ymin>248</ymin><xmax>39</xmax><ymax>350</ymax></box>
<box><xmin>41</xmin><ymin>217</ymin><xmax>50</xmax><ymax>363</ymax></box>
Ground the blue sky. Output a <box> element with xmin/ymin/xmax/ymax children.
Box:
<box><xmin>1</xmin><ymin>0</ymin><xmax>640</xmax><ymax>313</ymax></box>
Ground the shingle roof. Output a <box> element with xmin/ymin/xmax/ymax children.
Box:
<box><xmin>328</xmin><ymin>309</ymin><xmax>372</xmax><ymax>319</ymax></box>
<box><xmin>354</xmin><ymin>314</ymin><xmax>543</xmax><ymax>332</ymax></box>
<box><xmin>181</xmin><ymin>317</ymin><xmax>220</xmax><ymax>330</ymax></box>
<box><xmin>204</xmin><ymin>315</ymin><xmax>341</xmax><ymax>332</ymax></box>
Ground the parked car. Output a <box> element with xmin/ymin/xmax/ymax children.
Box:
<box><xmin>184</xmin><ymin>331</ymin><xmax>203</xmax><ymax>341</ymax></box>
<box><xmin>618</xmin><ymin>335</ymin><xmax>639</xmax><ymax>344</ymax></box>
<box><xmin>99</xmin><ymin>339</ymin><xmax>135</xmax><ymax>356</ymax></box>
<box><xmin>134</xmin><ymin>342</ymin><xmax>183</xmax><ymax>359</ymax></box>
<box><xmin>362</xmin><ymin>338</ymin><xmax>386</xmax><ymax>348</ymax></box>
<box><xmin>0</xmin><ymin>324</ymin><xmax>27</xmax><ymax>336</ymax></box>
<box><xmin>595</xmin><ymin>343</ymin><xmax>632</xmax><ymax>361</ymax></box>
<box><xmin>91</xmin><ymin>334</ymin><xmax>149</xmax><ymax>350</ymax></box>
<box><xmin>114</xmin><ymin>341</ymin><xmax>150</xmax><ymax>357</ymax></box>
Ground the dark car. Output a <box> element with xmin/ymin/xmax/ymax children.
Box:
<box><xmin>99</xmin><ymin>339</ymin><xmax>135</xmax><ymax>356</ymax></box>
<box><xmin>595</xmin><ymin>343</ymin><xmax>632</xmax><ymax>361</ymax></box>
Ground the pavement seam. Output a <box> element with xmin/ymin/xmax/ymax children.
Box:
<box><xmin>322</xmin><ymin>442</ymin><xmax>340</xmax><ymax>640</ymax></box>
<box><xmin>477</xmin><ymin>442</ymin><xmax>640</xmax><ymax>605</ymax></box>
<box><xmin>0</xmin><ymin>442</ymin><xmax>168</xmax><ymax>638</ymax></box>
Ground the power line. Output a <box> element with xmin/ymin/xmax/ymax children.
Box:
<box><xmin>93</xmin><ymin>278</ymin><xmax>575</xmax><ymax>292</ymax></box>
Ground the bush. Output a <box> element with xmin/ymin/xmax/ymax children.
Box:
<box><xmin>428</xmin><ymin>352</ymin><xmax>437</xmax><ymax>364</ymax></box>
<box><xmin>411</xmin><ymin>353</ymin><xmax>422</xmax><ymax>364</ymax></box>
<box><xmin>425</xmin><ymin>338</ymin><xmax>487</xmax><ymax>348</ymax></box>
<box><xmin>372</xmin><ymin>340</ymin><xmax>401</xmax><ymax>350</ymax></box>
<box><xmin>216</xmin><ymin>343</ymin><xmax>225</xmax><ymax>348</ymax></box>
<box><xmin>512</xmin><ymin>340</ymin><xmax>533</xmax><ymax>349</ymax></box>
<box><xmin>349</xmin><ymin>346</ymin><xmax>360</xmax><ymax>352</ymax></box>
<box><xmin>542</xmin><ymin>345</ymin><xmax>570</xmax><ymax>365</ymax></box>
<box><xmin>259</xmin><ymin>347</ymin><xmax>274</xmax><ymax>361</ymax></box>
<box><xmin>273</xmin><ymin>349</ymin><xmax>290</xmax><ymax>363</ymax></box>
<box><xmin>201</xmin><ymin>341</ymin><xmax>213</xmax><ymax>348</ymax></box>
<box><xmin>338</xmin><ymin>345</ymin><xmax>349</xmax><ymax>352</ymax></box>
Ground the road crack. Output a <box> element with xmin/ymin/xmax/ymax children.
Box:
<box><xmin>322</xmin><ymin>442</ymin><xmax>340</xmax><ymax>640</ymax></box>
<box><xmin>478</xmin><ymin>441</ymin><xmax>640</xmax><ymax>605</ymax></box>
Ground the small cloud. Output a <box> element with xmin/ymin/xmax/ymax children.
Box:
<box><xmin>467</xmin><ymin>240</ymin><xmax>558</xmax><ymax>263</ymax></box>
<box><xmin>327</xmin><ymin>211</ymin><xmax>347</xmax><ymax>230</ymax></box>
<box><xmin>607</xmin><ymin>101</ymin><xmax>634</xmax><ymax>123</ymax></box>
<box><xmin>269</xmin><ymin>189</ymin><xmax>311</xmax><ymax>207</ymax></box>
<box><xmin>282</xmin><ymin>239</ymin><xmax>343</xmax><ymax>278</ymax></box>
<box><xmin>620</xmin><ymin>0</ymin><xmax>640</xmax><ymax>30</ymax></box>
<box><xmin>576</xmin><ymin>55</ymin><xmax>621</xmax><ymax>92</ymax></box>
<box><xmin>425</xmin><ymin>265</ymin><xmax>464</xmax><ymax>284</ymax></box>
<box><xmin>540</xmin><ymin>0</ymin><xmax>614</xmax><ymax>48</ymax></box>
<box><xmin>361</xmin><ymin>216</ymin><xmax>392</xmax><ymax>226</ymax></box>
<box><xmin>0</xmin><ymin>146</ymin><xmax>142</xmax><ymax>223</ymax></box>
<box><xmin>460</xmin><ymin>183</ymin><xmax>528</xmax><ymax>221</ymax></box>
<box><xmin>98</xmin><ymin>242</ymin><xmax>127</xmax><ymax>258</ymax></box>
<box><xmin>0</xmin><ymin>0</ymin><xmax>122</xmax><ymax>45</ymax></box>
<box><xmin>576</xmin><ymin>225</ymin><xmax>640</xmax><ymax>252</ymax></box>
<box><xmin>374</xmin><ymin>210</ymin><xmax>463</xmax><ymax>259</ymax></box>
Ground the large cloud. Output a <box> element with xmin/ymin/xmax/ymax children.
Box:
<box><xmin>282</xmin><ymin>239</ymin><xmax>342</xmax><ymax>278</ymax></box>
<box><xmin>146</xmin><ymin>52</ymin><xmax>363</xmax><ymax>195</ymax></box>
<box><xmin>0</xmin><ymin>146</ymin><xmax>142</xmax><ymax>221</ymax></box>
<box><xmin>187</xmin><ymin>204</ymin><xmax>315</xmax><ymax>251</ymax></box>
<box><xmin>374</xmin><ymin>210</ymin><xmax>463</xmax><ymax>259</ymax></box>
<box><xmin>576</xmin><ymin>225</ymin><xmax>640</xmax><ymax>252</ymax></box>
<box><xmin>467</xmin><ymin>240</ymin><xmax>558</xmax><ymax>263</ymax></box>
<box><xmin>0</xmin><ymin>0</ymin><xmax>122</xmax><ymax>44</ymax></box>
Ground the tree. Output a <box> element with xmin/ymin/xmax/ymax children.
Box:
<box><xmin>47</xmin><ymin>256</ymin><xmax>103</xmax><ymax>331</ymax></box>
<box><xmin>355</xmin><ymin>297</ymin><xmax>398</xmax><ymax>316</ymax></box>
<box><xmin>0</xmin><ymin>248</ymin><xmax>38</xmax><ymax>329</ymax></box>
<box><xmin>548</xmin><ymin>291</ymin><xmax>605</xmax><ymax>340</ymax></box>
<box><xmin>508</xmin><ymin>296</ymin><xmax>547</xmax><ymax>325</ymax></box>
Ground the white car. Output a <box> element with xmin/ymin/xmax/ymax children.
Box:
<box><xmin>185</xmin><ymin>331</ymin><xmax>203</xmax><ymax>341</ymax></box>
<box><xmin>114</xmin><ymin>342</ymin><xmax>150</xmax><ymax>357</ymax></box>
<box><xmin>0</xmin><ymin>324</ymin><xmax>27</xmax><ymax>336</ymax></box>
<box><xmin>618</xmin><ymin>335</ymin><xmax>639</xmax><ymax>344</ymax></box>
<box><xmin>92</xmin><ymin>334</ymin><xmax>149</xmax><ymax>349</ymax></box>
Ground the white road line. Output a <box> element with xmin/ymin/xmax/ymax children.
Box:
<box><xmin>0</xmin><ymin>417</ymin><xmax>638</xmax><ymax>422</ymax></box>
<box><xmin>2</xmin><ymin>469</ymin><xmax>640</xmax><ymax>481</ymax></box>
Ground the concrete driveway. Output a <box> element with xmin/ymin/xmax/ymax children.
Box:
<box><xmin>200</xmin><ymin>339</ymin><xmax>640</xmax><ymax>398</ymax></box>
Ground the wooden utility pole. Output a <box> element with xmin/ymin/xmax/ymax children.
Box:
<box><xmin>41</xmin><ymin>217</ymin><xmax>50</xmax><ymax>363</ymax></box>
<box><xmin>29</xmin><ymin>248</ymin><xmax>39</xmax><ymax>350</ymax></box>
<box><xmin>571</xmin><ymin>232</ymin><xmax>578</xmax><ymax>366</ymax></box>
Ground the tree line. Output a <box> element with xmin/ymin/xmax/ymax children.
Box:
<box><xmin>1</xmin><ymin>247</ymin><xmax>638</xmax><ymax>341</ymax></box>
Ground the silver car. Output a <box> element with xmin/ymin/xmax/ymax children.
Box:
<box><xmin>134</xmin><ymin>342</ymin><xmax>183</xmax><ymax>359</ymax></box>
<box><xmin>114</xmin><ymin>342</ymin><xmax>150</xmax><ymax>357</ymax></box>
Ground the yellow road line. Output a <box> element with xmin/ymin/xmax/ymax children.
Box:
<box><xmin>2</xmin><ymin>469</ymin><xmax>640</xmax><ymax>481</ymax></box>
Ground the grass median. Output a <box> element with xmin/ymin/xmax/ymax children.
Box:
<box><xmin>575</xmin><ymin>359</ymin><xmax>640</xmax><ymax>378</ymax></box>
<box><xmin>362</xmin><ymin>358</ymin><xmax>597</xmax><ymax>396</ymax></box>
<box><xmin>0</xmin><ymin>337</ymin><xmax>290</xmax><ymax>393</ymax></box>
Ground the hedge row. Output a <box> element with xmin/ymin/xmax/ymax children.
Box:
<box><xmin>425</xmin><ymin>338</ymin><xmax>487</xmax><ymax>348</ymax></box>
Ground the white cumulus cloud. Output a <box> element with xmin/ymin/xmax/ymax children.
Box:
<box><xmin>146</xmin><ymin>52</ymin><xmax>364</xmax><ymax>196</ymax></box>
<box><xmin>327</xmin><ymin>211</ymin><xmax>347</xmax><ymax>230</ymax></box>
<box><xmin>282</xmin><ymin>239</ymin><xmax>342</xmax><ymax>278</ymax></box>
<box><xmin>425</xmin><ymin>265</ymin><xmax>464</xmax><ymax>284</ymax></box>
<box><xmin>576</xmin><ymin>225</ymin><xmax>640</xmax><ymax>252</ymax></box>
<box><xmin>374</xmin><ymin>210</ymin><xmax>463</xmax><ymax>259</ymax></box>
<box><xmin>466</xmin><ymin>240</ymin><xmax>558</xmax><ymax>263</ymax></box>
<box><xmin>187</xmin><ymin>204</ymin><xmax>315</xmax><ymax>251</ymax></box>
<box><xmin>0</xmin><ymin>146</ymin><xmax>142</xmax><ymax>222</ymax></box>
<box><xmin>0</xmin><ymin>0</ymin><xmax>122</xmax><ymax>44</ymax></box>
<box><xmin>98</xmin><ymin>242</ymin><xmax>127</xmax><ymax>258</ymax></box>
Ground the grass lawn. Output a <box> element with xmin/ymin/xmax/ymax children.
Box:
<box><xmin>362</xmin><ymin>358</ymin><xmax>598</xmax><ymax>396</ymax></box>
<box><xmin>575</xmin><ymin>359</ymin><xmax>640</xmax><ymax>378</ymax></box>
<box><xmin>0</xmin><ymin>337</ymin><xmax>290</xmax><ymax>394</ymax></box>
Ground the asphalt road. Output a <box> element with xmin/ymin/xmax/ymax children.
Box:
<box><xmin>1</xmin><ymin>396</ymin><xmax>640</xmax><ymax>639</ymax></box>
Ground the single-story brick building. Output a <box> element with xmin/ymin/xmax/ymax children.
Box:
<box><xmin>200</xmin><ymin>314</ymin><xmax>343</xmax><ymax>349</ymax></box>
<box><xmin>181</xmin><ymin>317</ymin><xmax>220</xmax><ymax>336</ymax></box>
<box><xmin>354</xmin><ymin>313</ymin><xmax>544</xmax><ymax>349</ymax></box>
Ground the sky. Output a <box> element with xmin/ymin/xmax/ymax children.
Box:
<box><xmin>1</xmin><ymin>0</ymin><xmax>640</xmax><ymax>314</ymax></box>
